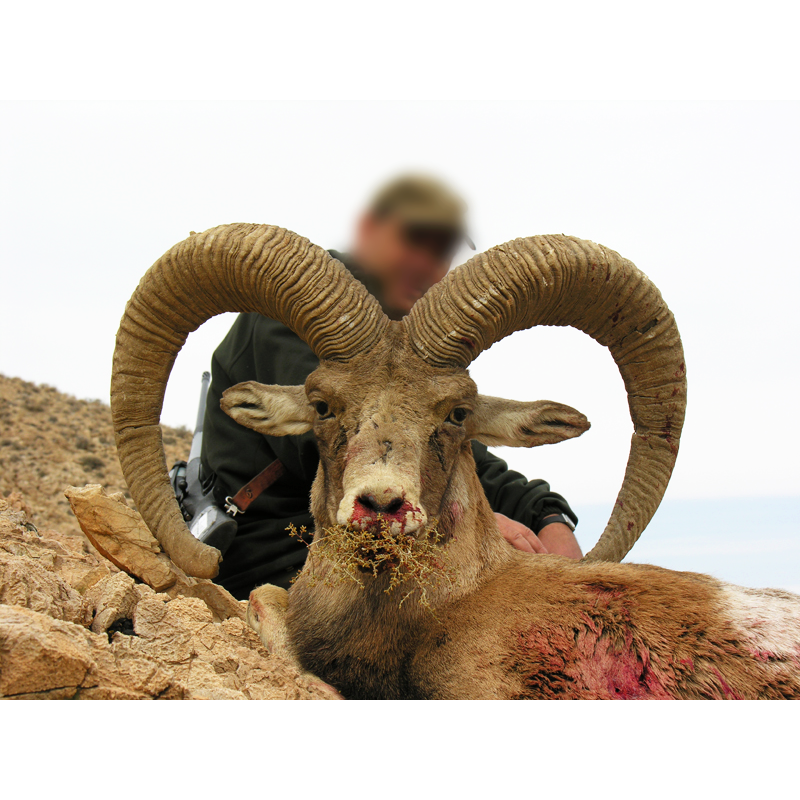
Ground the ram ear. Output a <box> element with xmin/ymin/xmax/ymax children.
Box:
<box><xmin>471</xmin><ymin>395</ymin><xmax>590</xmax><ymax>447</ymax></box>
<box><xmin>221</xmin><ymin>382</ymin><xmax>314</xmax><ymax>436</ymax></box>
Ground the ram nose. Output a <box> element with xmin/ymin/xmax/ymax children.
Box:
<box><xmin>355</xmin><ymin>493</ymin><xmax>406</xmax><ymax>517</ymax></box>
<box><xmin>341</xmin><ymin>489</ymin><xmax>427</xmax><ymax>537</ymax></box>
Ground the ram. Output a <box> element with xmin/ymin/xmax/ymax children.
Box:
<box><xmin>111</xmin><ymin>224</ymin><xmax>800</xmax><ymax>699</ymax></box>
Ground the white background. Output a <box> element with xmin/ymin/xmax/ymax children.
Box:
<box><xmin>1</xmin><ymin>1</ymin><xmax>798</xmax><ymax>583</ymax></box>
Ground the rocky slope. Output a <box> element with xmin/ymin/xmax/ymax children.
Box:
<box><xmin>0</xmin><ymin>374</ymin><xmax>331</xmax><ymax>700</ymax></box>
<box><xmin>0</xmin><ymin>374</ymin><xmax>192</xmax><ymax>538</ymax></box>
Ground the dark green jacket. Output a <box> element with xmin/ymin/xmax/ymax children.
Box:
<box><xmin>201</xmin><ymin>253</ymin><xmax>576</xmax><ymax>599</ymax></box>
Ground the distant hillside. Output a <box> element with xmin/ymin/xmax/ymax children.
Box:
<box><xmin>0</xmin><ymin>374</ymin><xmax>193</xmax><ymax>535</ymax></box>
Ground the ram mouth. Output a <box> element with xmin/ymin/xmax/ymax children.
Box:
<box><xmin>347</xmin><ymin>497</ymin><xmax>427</xmax><ymax>539</ymax></box>
<box><xmin>352</xmin><ymin>516</ymin><xmax>416</xmax><ymax>539</ymax></box>
<box><xmin>336</xmin><ymin>520</ymin><xmax>415</xmax><ymax>571</ymax></box>
<box><xmin>294</xmin><ymin>519</ymin><xmax>454</xmax><ymax>607</ymax></box>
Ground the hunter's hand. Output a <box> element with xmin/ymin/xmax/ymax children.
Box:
<box><xmin>494</xmin><ymin>513</ymin><xmax>548</xmax><ymax>554</ymax></box>
<box><xmin>537</xmin><ymin>519</ymin><xmax>583</xmax><ymax>560</ymax></box>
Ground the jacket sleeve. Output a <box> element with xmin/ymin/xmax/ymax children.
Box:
<box><xmin>471</xmin><ymin>441</ymin><xmax>578</xmax><ymax>530</ymax></box>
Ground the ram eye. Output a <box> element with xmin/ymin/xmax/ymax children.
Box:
<box><xmin>315</xmin><ymin>401</ymin><xmax>333</xmax><ymax>419</ymax></box>
<box><xmin>446</xmin><ymin>407</ymin><xmax>468</xmax><ymax>425</ymax></box>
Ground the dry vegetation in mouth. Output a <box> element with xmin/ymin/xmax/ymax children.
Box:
<box><xmin>289</xmin><ymin>517</ymin><xmax>456</xmax><ymax>609</ymax></box>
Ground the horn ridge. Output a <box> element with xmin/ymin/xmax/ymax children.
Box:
<box><xmin>111</xmin><ymin>223</ymin><xmax>390</xmax><ymax>577</ymax></box>
<box><xmin>405</xmin><ymin>234</ymin><xmax>686</xmax><ymax>563</ymax></box>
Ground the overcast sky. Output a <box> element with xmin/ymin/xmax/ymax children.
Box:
<box><xmin>1</xmin><ymin>3</ymin><xmax>797</xmax><ymax>528</ymax></box>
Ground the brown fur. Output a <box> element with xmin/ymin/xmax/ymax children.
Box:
<box><xmin>227</xmin><ymin>325</ymin><xmax>800</xmax><ymax>699</ymax></box>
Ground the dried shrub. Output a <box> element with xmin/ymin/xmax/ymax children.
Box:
<box><xmin>79</xmin><ymin>455</ymin><xmax>105</xmax><ymax>472</ymax></box>
<box><xmin>289</xmin><ymin>517</ymin><xmax>455</xmax><ymax>610</ymax></box>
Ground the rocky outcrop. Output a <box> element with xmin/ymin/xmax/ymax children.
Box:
<box><xmin>0</xmin><ymin>493</ymin><xmax>334</xmax><ymax>700</ymax></box>
<box><xmin>65</xmin><ymin>484</ymin><xmax>244</xmax><ymax>622</ymax></box>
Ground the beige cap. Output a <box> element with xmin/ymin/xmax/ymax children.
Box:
<box><xmin>369</xmin><ymin>174</ymin><xmax>475</xmax><ymax>249</ymax></box>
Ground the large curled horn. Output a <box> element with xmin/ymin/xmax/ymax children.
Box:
<box><xmin>405</xmin><ymin>234</ymin><xmax>686</xmax><ymax>563</ymax></box>
<box><xmin>111</xmin><ymin>223</ymin><xmax>390</xmax><ymax>578</ymax></box>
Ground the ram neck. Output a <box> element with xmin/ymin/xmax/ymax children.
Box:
<box><xmin>434</xmin><ymin>460</ymin><xmax>513</xmax><ymax>599</ymax></box>
<box><xmin>288</xmin><ymin>458</ymin><xmax>511</xmax><ymax>693</ymax></box>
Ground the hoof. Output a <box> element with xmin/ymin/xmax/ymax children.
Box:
<box><xmin>247</xmin><ymin>584</ymin><xmax>344</xmax><ymax>699</ymax></box>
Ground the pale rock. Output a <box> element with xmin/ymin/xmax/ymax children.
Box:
<box><xmin>81</xmin><ymin>572</ymin><xmax>140</xmax><ymax>633</ymax></box>
<box><xmin>0</xmin><ymin>597</ymin><xmax>336</xmax><ymax>700</ymax></box>
<box><xmin>0</xmin><ymin>491</ymin><xmax>336</xmax><ymax>699</ymax></box>
<box><xmin>0</xmin><ymin>498</ymin><xmax>112</xmax><ymax>593</ymax></box>
<box><xmin>0</xmin><ymin>606</ymin><xmax>97</xmax><ymax>697</ymax></box>
<box><xmin>0</xmin><ymin>550</ymin><xmax>87</xmax><ymax>625</ymax></box>
<box><xmin>65</xmin><ymin>484</ymin><xmax>244</xmax><ymax>622</ymax></box>
<box><xmin>64</xmin><ymin>484</ymin><xmax>176</xmax><ymax>591</ymax></box>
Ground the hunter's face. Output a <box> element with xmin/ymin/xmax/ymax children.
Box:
<box><xmin>354</xmin><ymin>212</ymin><xmax>456</xmax><ymax>319</ymax></box>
